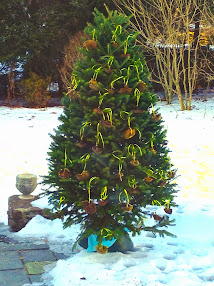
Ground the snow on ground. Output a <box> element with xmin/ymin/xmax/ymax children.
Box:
<box><xmin>0</xmin><ymin>94</ymin><xmax>214</xmax><ymax>286</ymax></box>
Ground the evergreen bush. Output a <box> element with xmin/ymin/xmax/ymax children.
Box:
<box><xmin>19</xmin><ymin>72</ymin><xmax>51</xmax><ymax>107</ymax></box>
<box><xmin>42</xmin><ymin>7</ymin><xmax>177</xmax><ymax>253</ymax></box>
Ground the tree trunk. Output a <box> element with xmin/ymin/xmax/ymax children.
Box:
<box><xmin>192</xmin><ymin>7</ymin><xmax>201</xmax><ymax>49</ymax></box>
<box><xmin>57</xmin><ymin>69</ymin><xmax>64</xmax><ymax>97</ymax></box>
<box><xmin>7</xmin><ymin>63</ymin><xmax>16</xmax><ymax>102</ymax></box>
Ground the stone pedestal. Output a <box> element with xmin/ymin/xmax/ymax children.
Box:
<box><xmin>8</xmin><ymin>195</ymin><xmax>52</xmax><ymax>232</ymax></box>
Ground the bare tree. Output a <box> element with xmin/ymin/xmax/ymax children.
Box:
<box><xmin>196</xmin><ymin>1</ymin><xmax>214</xmax><ymax>96</ymax></box>
<box><xmin>113</xmin><ymin>0</ymin><xmax>206</xmax><ymax>110</ymax></box>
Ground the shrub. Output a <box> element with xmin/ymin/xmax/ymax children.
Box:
<box><xmin>19</xmin><ymin>72</ymin><xmax>51</xmax><ymax>107</ymax></box>
<box><xmin>59</xmin><ymin>30</ymin><xmax>85</xmax><ymax>96</ymax></box>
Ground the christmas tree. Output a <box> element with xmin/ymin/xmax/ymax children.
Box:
<box><xmin>42</xmin><ymin>7</ymin><xmax>177</xmax><ymax>254</ymax></box>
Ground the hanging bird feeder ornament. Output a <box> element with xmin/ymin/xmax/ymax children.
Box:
<box><xmin>144</xmin><ymin>168</ymin><xmax>156</xmax><ymax>182</ymax></box>
<box><xmin>120</xmin><ymin>189</ymin><xmax>133</xmax><ymax>212</ymax></box>
<box><xmin>78</xmin><ymin>122</ymin><xmax>91</xmax><ymax>148</ymax></box>
<box><xmin>76</xmin><ymin>141</ymin><xmax>87</xmax><ymax>148</ymax></box>
<box><xmin>89</xmin><ymin>67</ymin><xmax>102</xmax><ymax>91</ymax></box>
<box><xmin>93</xmin><ymin>107</ymin><xmax>103</xmax><ymax>114</ymax></box>
<box><xmin>100</xmin><ymin>108</ymin><xmax>113</xmax><ymax>127</ymax></box>
<box><xmin>96</xmin><ymin>244</ymin><xmax>108</xmax><ymax>254</ymax></box>
<box><xmin>167</xmin><ymin>170</ymin><xmax>175</xmax><ymax>179</ymax></box>
<box><xmin>82</xmin><ymin>177</ymin><xmax>100</xmax><ymax>214</ymax></box>
<box><xmin>153</xmin><ymin>214</ymin><xmax>164</xmax><ymax>222</ymax></box>
<box><xmin>128</xmin><ymin>144</ymin><xmax>143</xmax><ymax>166</ymax></box>
<box><xmin>119</xmin><ymin>85</ymin><xmax>132</xmax><ymax>94</ymax></box>
<box><xmin>58</xmin><ymin>168</ymin><xmax>72</xmax><ymax>179</ymax></box>
<box><xmin>121</xmin><ymin>111</ymin><xmax>136</xmax><ymax>139</ymax></box>
<box><xmin>151</xmin><ymin>113</ymin><xmax>162</xmax><ymax>122</ymax></box>
<box><xmin>158</xmin><ymin>179</ymin><xmax>167</xmax><ymax>187</ymax></box>
<box><xmin>83</xmin><ymin>29</ymin><xmax>97</xmax><ymax>49</ymax></box>
<box><xmin>84</xmin><ymin>40</ymin><xmax>97</xmax><ymax>49</ymax></box>
<box><xmin>107</xmin><ymin>88</ymin><xmax>115</xmax><ymax>94</ymax></box>
<box><xmin>151</xmin><ymin>103</ymin><xmax>162</xmax><ymax>122</ymax></box>
<box><xmin>82</xmin><ymin>200</ymin><xmax>97</xmax><ymax>214</ymax></box>
<box><xmin>76</xmin><ymin>171</ymin><xmax>90</xmax><ymax>181</ymax></box>
<box><xmin>137</xmin><ymin>80</ymin><xmax>147</xmax><ymax>92</ymax></box>
<box><xmin>98</xmin><ymin>186</ymin><xmax>108</xmax><ymax>206</ymax></box>
<box><xmin>124</xmin><ymin>128</ymin><xmax>136</xmax><ymax>139</ymax></box>
<box><xmin>163</xmin><ymin>199</ymin><xmax>173</xmax><ymax>214</ymax></box>
<box><xmin>76</xmin><ymin>154</ymin><xmax>90</xmax><ymax>181</ymax></box>
<box><xmin>112</xmin><ymin>151</ymin><xmax>126</xmax><ymax>181</ymax></box>
<box><xmin>111</xmin><ymin>24</ymin><xmax>122</xmax><ymax>48</ymax></box>
<box><xmin>144</xmin><ymin>177</ymin><xmax>154</xmax><ymax>183</ymax></box>
<box><xmin>92</xmin><ymin>123</ymin><xmax>104</xmax><ymax>154</ymax></box>
<box><xmin>89</xmin><ymin>79</ymin><xmax>99</xmax><ymax>91</ymax></box>
<box><xmin>58</xmin><ymin>150</ymin><xmax>72</xmax><ymax>179</ymax></box>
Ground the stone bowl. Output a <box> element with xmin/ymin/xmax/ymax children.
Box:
<box><xmin>16</xmin><ymin>173</ymin><xmax>37</xmax><ymax>199</ymax></box>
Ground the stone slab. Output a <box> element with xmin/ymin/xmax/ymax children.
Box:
<box><xmin>0</xmin><ymin>269</ymin><xmax>30</xmax><ymax>286</ymax></box>
<box><xmin>0</xmin><ymin>251</ymin><xmax>23</xmax><ymax>270</ymax></box>
<box><xmin>0</xmin><ymin>234</ymin><xmax>19</xmax><ymax>244</ymax></box>
<box><xmin>25</xmin><ymin>261</ymin><xmax>54</xmax><ymax>275</ymax></box>
<box><xmin>0</xmin><ymin>224</ymin><xmax>11</xmax><ymax>233</ymax></box>
<box><xmin>29</xmin><ymin>274</ymin><xmax>43</xmax><ymax>283</ymax></box>
<box><xmin>19</xmin><ymin>249</ymin><xmax>56</xmax><ymax>263</ymax></box>
<box><xmin>0</xmin><ymin>242</ymin><xmax>49</xmax><ymax>252</ymax></box>
<box><xmin>54</xmin><ymin>252</ymin><xmax>68</xmax><ymax>260</ymax></box>
<box><xmin>0</xmin><ymin>242</ymin><xmax>7</xmax><ymax>248</ymax></box>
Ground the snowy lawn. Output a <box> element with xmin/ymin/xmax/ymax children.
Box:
<box><xmin>0</xmin><ymin>93</ymin><xmax>214</xmax><ymax>286</ymax></box>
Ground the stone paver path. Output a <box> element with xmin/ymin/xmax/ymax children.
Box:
<box><xmin>0</xmin><ymin>223</ymin><xmax>68</xmax><ymax>286</ymax></box>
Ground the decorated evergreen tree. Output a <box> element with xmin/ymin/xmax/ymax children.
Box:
<box><xmin>43</xmin><ymin>7</ymin><xmax>177</xmax><ymax>254</ymax></box>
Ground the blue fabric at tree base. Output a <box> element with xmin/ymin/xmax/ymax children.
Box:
<box><xmin>87</xmin><ymin>234</ymin><xmax>116</xmax><ymax>252</ymax></box>
<box><xmin>87</xmin><ymin>228</ymin><xmax>129</xmax><ymax>252</ymax></box>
